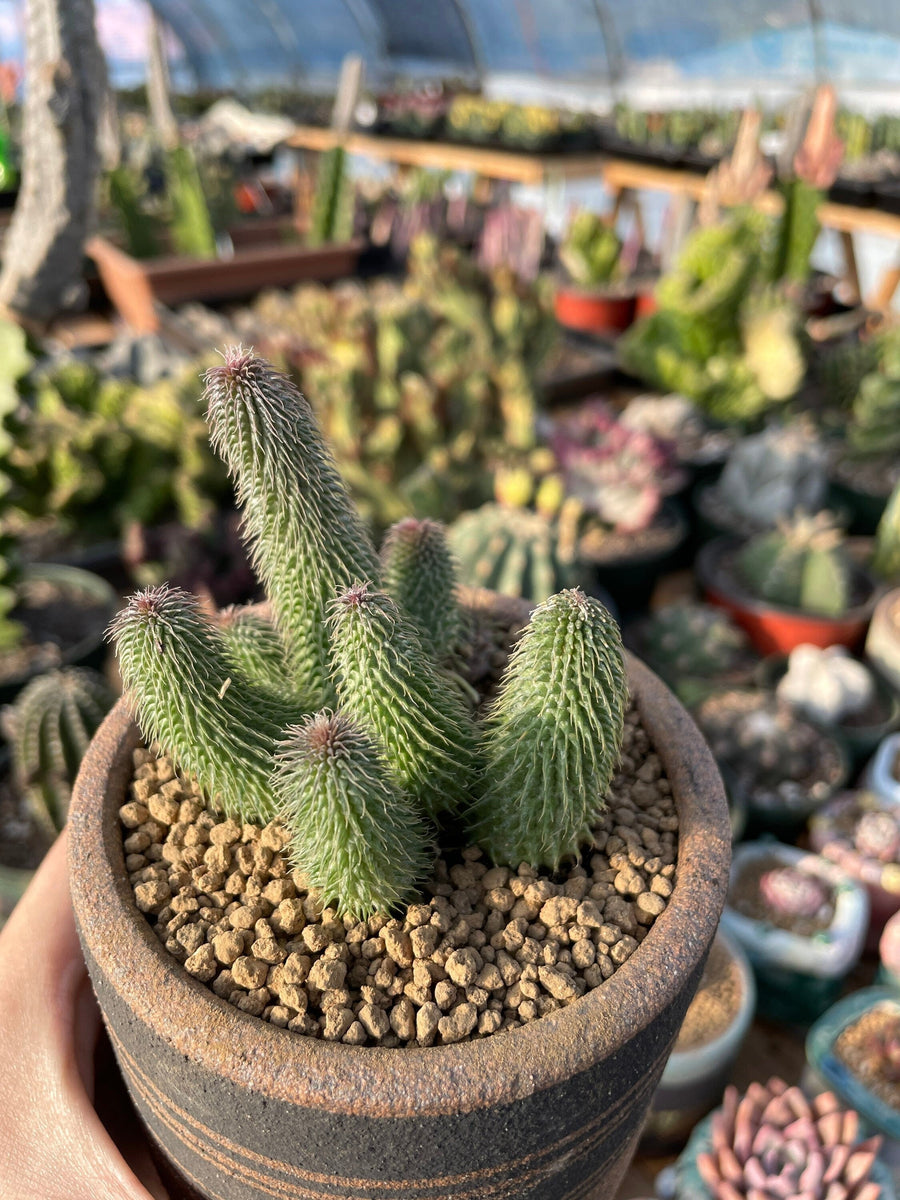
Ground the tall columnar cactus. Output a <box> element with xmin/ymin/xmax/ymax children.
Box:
<box><xmin>110</xmin><ymin>586</ymin><xmax>301</xmax><ymax>823</ymax></box>
<box><xmin>308</xmin><ymin>146</ymin><xmax>354</xmax><ymax>246</ymax></box>
<box><xmin>203</xmin><ymin>348</ymin><xmax>379</xmax><ymax>705</ymax></box>
<box><xmin>381</xmin><ymin>517</ymin><xmax>461</xmax><ymax>663</ymax></box>
<box><xmin>274</xmin><ymin>712</ymin><xmax>432</xmax><ymax>920</ymax></box>
<box><xmin>329</xmin><ymin>583</ymin><xmax>478</xmax><ymax>820</ymax></box>
<box><xmin>471</xmin><ymin>589</ymin><xmax>627</xmax><ymax>869</ymax></box>
<box><xmin>873</xmin><ymin>480</ymin><xmax>900</xmax><ymax>583</ymax></box>
<box><xmin>3</xmin><ymin>667</ymin><xmax>115</xmax><ymax>834</ymax></box>
<box><xmin>737</xmin><ymin>513</ymin><xmax>852</xmax><ymax>617</ymax></box>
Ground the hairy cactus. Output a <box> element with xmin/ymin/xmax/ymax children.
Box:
<box><xmin>381</xmin><ymin>517</ymin><xmax>461</xmax><ymax>663</ymax></box>
<box><xmin>203</xmin><ymin>348</ymin><xmax>379</xmax><ymax>705</ymax></box>
<box><xmin>110</xmin><ymin>586</ymin><xmax>301</xmax><ymax>823</ymax></box>
<box><xmin>3</xmin><ymin>667</ymin><xmax>115</xmax><ymax>834</ymax></box>
<box><xmin>448</xmin><ymin>503</ymin><xmax>577</xmax><ymax>603</ymax></box>
<box><xmin>470</xmin><ymin>589</ymin><xmax>627</xmax><ymax>869</ymax></box>
<box><xmin>737</xmin><ymin>513</ymin><xmax>852</xmax><ymax>617</ymax></box>
<box><xmin>308</xmin><ymin>146</ymin><xmax>354</xmax><ymax>246</ymax></box>
<box><xmin>873</xmin><ymin>480</ymin><xmax>900</xmax><ymax>582</ymax></box>
<box><xmin>559</xmin><ymin>212</ymin><xmax>622</xmax><ymax>288</ymax></box>
<box><xmin>329</xmin><ymin>583</ymin><xmax>478</xmax><ymax>819</ymax></box>
<box><xmin>694</xmin><ymin>1078</ymin><xmax>882</xmax><ymax>1200</ymax></box>
<box><xmin>758</xmin><ymin>865</ymin><xmax>831</xmax><ymax>920</ymax></box>
<box><xmin>219</xmin><ymin>606</ymin><xmax>294</xmax><ymax>699</ymax></box>
<box><xmin>274</xmin><ymin>712</ymin><xmax>431</xmax><ymax>919</ymax></box>
<box><xmin>638</xmin><ymin>602</ymin><xmax>751</xmax><ymax>681</ymax></box>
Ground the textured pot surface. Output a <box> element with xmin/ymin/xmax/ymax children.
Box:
<box><xmin>69</xmin><ymin>593</ymin><xmax>730</xmax><ymax>1200</ymax></box>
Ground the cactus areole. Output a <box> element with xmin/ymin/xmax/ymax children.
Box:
<box><xmin>70</xmin><ymin>349</ymin><xmax>731</xmax><ymax>1200</ymax></box>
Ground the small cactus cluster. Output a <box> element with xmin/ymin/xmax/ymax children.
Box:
<box><xmin>558</xmin><ymin>212</ymin><xmax>623</xmax><ymax>289</ymax></box>
<box><xmin>693</xmin><ymin>1078</ymin><xmax>883</xmax><ymax>1200</ymax></box>
<box><xmin>637</xmin><ymin>602</ymin><xmax>752</xmax><ymax>684</ymax></box>
<box><xmin>737</xmin><ymin>513</ymin><xmax>853</xmax><ymax>618</ymax></box>
<box><xmin>112</xmin><ymin>349</ymin><xmax>628</xmax><ymax>919</ymax></box>
<box><xmin>3</xmin><ymin>667</ymin><xmax>116</xmax><ymax>834</ymax></box>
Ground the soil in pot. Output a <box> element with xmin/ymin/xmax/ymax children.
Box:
<box><xmin>829</xmin><ymin>455</ymin><xmax>900</xmax><ymax>535</ymax></box>
<box><xmin>694</xmin><ymin>690</ymin><xmax>847</xmax><ymax>839</ymax></box>
<box><xmin>578</xmin><ymin>502</ymin><xmax>688</xmax><ymax>614</ymax></box>
<box><xmin>835</xmin><ymin>1001</ymin><xmax>900</xmax><ymax>1112</ymax></box>
<box><xmin>728</xmin><ymin>854</ymin><xmax>836</xmax><ymax>938</ymax></box>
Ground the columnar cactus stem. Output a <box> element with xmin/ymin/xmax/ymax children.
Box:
<box><xmin>330</xmin><ymin>583</ymin><xmax>478</xmax><ymax>819</ymax></box>
<box><xmin>380</xmin><ymin>517</ymin><xmax>461</xmax><ymax>662</ymax></box>
<box><xmin>203</xmin><ymin>348</ymin><xmax>379</xmax><ymax>705</ymax></box>
<box><xmin>220</xmin><ymin>606</ymin><xmax>294</xmax><ymax>700</ymax></box>
<box><xmin>471</xmin><ymin>589</ymin><xmax>627</xmax><ymax>870</ymax></box>
<box><xmin>110</xmin><ymin>586</ymin><xmax>300</xmax><ymax>823</ymax></box>
<box><xmin>274</xmin><ymin>711</ymin><xmax>432</xmax><ymax>919</ymax></box>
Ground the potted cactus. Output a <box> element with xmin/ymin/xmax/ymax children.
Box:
<box><xmin>721</xmin><ymin>842</ymin><xmax>869</xmax><ymax>1024</ymax></box>
<box><xmin>694</xmin><ymin>690</ymin><xmax>847</xmax><ymax>839</ymax></box>
<box><xmin>810</xmin><ymin>790</ymin><xmax>900</xmax><ymax>950</ymax></box>
<box><xmin>696</xmin><ymin>512</ymin><xmax>881</xmax><ymax>655</ymax></box>
<box><xmin>68</xmin><ymin>348</ymin><xmax>731</xmax><ymax>1200</ymax></box>
<box><xmin>554</xmin><ymin>211</ymin><xmax>636</xmax><ymax>337</ymax></box>
<box><xmin>806</xmin><ymin>989</ymin><xmax>900</xmax><ymax>1171</ymax></box>
<box><xmin>672</xmin><ymin>1076</ymin><xmax>894</xmax><ymax>1200</ymax></box>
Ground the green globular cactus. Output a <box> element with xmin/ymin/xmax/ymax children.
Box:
<box><xmin>3</xmin><ymin>668</ymin><xmax>115</xmax><ymax>834</ymax></box>
<box><xmin>203</xmin><ymin>348</ymin><xmax>379</xmax><ymax>706</ymax></box>
<box><xmin>471</xmin><ymin>589</ymin><xmax>627</xmax><ymax>870</ymax></box>
<box><xmin>640</xmin><ymin>603</ymin><xmax>752</xmax><ymax>682</ymax></box>
<box><xmin>274</xmin><ymin>711</ymin><xmax>432</xmax><ymax>920</ymax></box>
<box><xmin>448</xmin><ymin>503</ymin><xmax>577</xmax><ymax>603</ymax></box>
<box><xmin>873</xmin><ymin>480</ymin><xmax>900</xmax><ymax>583</ymax></box>
<box><xmin>737</xmin><ymin>513</ymin><xmax>852</xmax><ymax>617</ymax></box>
<box><xmin>308</xmin><ymin>146</ymin><xmax>354</xmax><ymax>246</ymax></box>
<box><xmin>110</xmin><ymin>586</ymin><xmax>301</xmax><ymax>823</ymax></box>
<box><xmin>329</xmin><ymin>583</ymin><xmax>478</xmax><ymax>820</ymax></box>
<box><xmin>219</xmin><ymin>606</ymin><xmax>294</xmax><ymax>699</ymax></box>
<box><xmin>381</xmin><ymin>517</ymin><xmax>461</xmax><ymax>663</ymax></box>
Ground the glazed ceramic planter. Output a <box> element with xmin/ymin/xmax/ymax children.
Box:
<box><xmin>721</xmin><ymin>841</ymin><xmax>869</xmax><ymax>1025</ymax></box>
<box><xmin>806</xmin><ymin>988</ymin><xmax>900</xmax><ymax>1170</ymax></box>
<box><xmin>867</xmin><ymin>733</ymin><xmax>900</xmax><ymax>806</ymax></box>
<box><xmin>696</xmin><ymin>538</ymin><xmax>879</xmax><ymax>656</ymax></box>
<box><xmin>554</xmin><ymin>283</ymin><xmax>636</xmax><ymax>337</ymax></box>
<box><xmin>69</xmin><ymin>599</ymin><xmax>730</xmax><ymax>1200</ymax></box>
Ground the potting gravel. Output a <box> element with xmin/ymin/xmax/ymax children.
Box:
<box><xmin>120</xmin><ymin>705</ymin><xmax>678</xmax><ymax>1048</ymax></box>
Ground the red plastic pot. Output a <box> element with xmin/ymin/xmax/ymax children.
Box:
<box><xmin>695</xmin><ymin>539</ymin><xmax>878</xmax><ymax>657</ymax></box>
<box><xmin>634</xmin><ymin>288</ymin><xmax>658</xmax><ymax>319</ymax></box>
<box><xmin>554</xmin><ymin>284</ymin><xmax>636</xmax><ymax>337</ymax></box>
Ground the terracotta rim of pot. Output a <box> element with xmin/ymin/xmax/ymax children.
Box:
<box><xmin>69</xmin><ymin>588</ymin><xmax>730</xmax><ymax>1120</ymax></box>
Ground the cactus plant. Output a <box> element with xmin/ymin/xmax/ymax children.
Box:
<box><xmin>219</xmin><ymin>606</ymin><xmax>294</xmax><ymax>700</ymax></box>
<box><xmin>776</xmin><ymin>645</ymin><xmax>876</xmax><ymax>726</ymax></box>
<box><xmin>636</xmin><ymin>602</ymin><xmax>752</xmax><ymax>684</ymax></box>
<box><xmin>448</xmin><ymin>503</ymin><xmax>577</xmax><ymax>603</ymax></box>
<box><xmin>469</xmin><ymin>589</ymin><xmax>627</xmax><ymax>870</ymax></box>
<box><xmin>873</xmin><ymin>480</ymin><xmax>900</xmax><ymax>582</ymax></box>
<box><xmin>308</xmin><ymin>146</ymin><xmax>355</xmax><ymax>246</ymax></box>
<box><xmin>558</xmin><ymin>212</ymin><xmax>622</xmax><ymax>288</ymax></box>
<box><xmin>3</xmin><ymin>667</ymin><xmax>115</xmax><ymax>834</ymax></box>
<box><xmin>737</xmin><ymin>513</ymin><xmax>853</xmax><ymax>617</ymax></box>
<box><xmin>165</xmin><ymin>145</ymin><xmax>218</xmax><ymax>260</ymax></box>
<box><xmin>381</xmin><ymin>517</ymin><xmax>461</xmax><ymax>663</ymax></box>
<box><xmin>688</xmin><ymin>1078</ymin><xmax>883</xmax><ymax>1200</ymax></box>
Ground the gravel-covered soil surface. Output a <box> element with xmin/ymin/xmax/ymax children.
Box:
<box><xmin>728</xmin><ymin>855</ymin><xmax>835</xmax><ymax>937</ymax></box>
<box><xmin>121</xmin><ymin>703</ymin><xmax>679</xmax><ymax>1048</ymax></box>
<box><xmin>835</xmin><ymin>1002</ymin><xmax>900</xmax><ymax>1111</ymax></box>
<box><xmin>674</xmin><ymin>936</ymin><xmax>744</xmax><ymax>1052</ymax></box>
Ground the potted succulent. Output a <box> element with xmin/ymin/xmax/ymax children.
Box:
<box><xmin>721</xmin><ymin>841</ymin><xmax>869</xmax><ymax>1024</ymax></box>
<box><xmin>809</xmin><ymin>791</ymin><xmax>900</xmax><ymax>951</ymax></box>
<box><xmin>867</xmin><ymin>733</ymin><xmax>900</xmax><ymax>807</ymax></box>
<box><xmin>806</xmin><ymin>988</ymin><xmax>900</xmax><ymax>1171</ymax></box>
<box><xmin>554</xmin><ymin>211</ymin><xmax>636</xmax><ymax>337</ymax></box>
<box><xmin>867</xmin><ymin>589</ymin><xmax>900</xmax><ymax>695</ymax></box>
<box><xmin>694</xmin><ymin>690</ymin><xmax>848</xmax><ymax>840</ymax></box>
<box><xmin>696</xmin><ymin>512</ymin><xmax>881</xmax><ymax>655</ymax></box>
<box><xmin>640</xmin><ymin>929</ymin><xmax>756</xmax><ymax>1153</ymax></box>
<box><xmin>763</xmin><ymin>645</ymin><xmax>900</xmax><ymax>771</ymax></box>
<box><xmin>672</xmin><ymin>1075</ymin><xmax>894</xmax><ymax>1200</ymax></box>
<box><xmin>69</xmin><ymin>349</ymin><xmax>731</xmax><ymax>1200</ymax></box>
<box><xmin>617</xmin><ymin>393</ymin><xmax>736</xmax><ymax>490</ymax></box>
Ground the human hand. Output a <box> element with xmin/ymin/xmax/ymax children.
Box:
<box><xmin>0</xmin><ymin>830</ymin><xmax>165</xmax><ymax>1200</ymax></box>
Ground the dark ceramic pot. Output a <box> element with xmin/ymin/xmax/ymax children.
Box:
<box><xmin>578</xmin><ymin>502</ymin><xmax>690</xmax><ymax>616</ymax></box>
<box><xmin>69</xmin><ymin>593</ymin><xmax>730</xmax><ymax>1200</ymax></box>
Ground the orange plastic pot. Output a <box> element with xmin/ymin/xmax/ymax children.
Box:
<box><xmin>634</xmin><ymin>289</ymin><xmax>658</xmax><ymax>319</ymax></box>
<box><xmin>554</xmin><ymin>285</ymin><xmax>636</xmax><ymax>337</ymax></box>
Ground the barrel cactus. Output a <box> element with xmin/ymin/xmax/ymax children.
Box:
<box><xmin>448</xmin><ymin>502</ymin><xmax>577</xmax><ymax>603</ymax></box>
<box><xmin>3</xmin><ymin>667</ymin><xmax>115</xmax><ymax>834</ymax></box>
<box><xmin>737</xmin><ymin>513</ymin><xmax>853</xmax><ymax>617</ymax></box>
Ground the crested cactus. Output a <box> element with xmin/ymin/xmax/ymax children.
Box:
<box><xmin>380</xmin><ymin>517</ymin><xmax>461</xmax><ymax>663</ymax></box>
<box><xmin>691</xmin><ymin>1078</ymin><xmax>883</xmax><ymax>1200</ymax></box>
<box><xmin>274</xmin><ymin>712</ymin><xmax>431</xmax><ymax>920</ymax></box>
<box><xmin>204</xmin><ymin>348</ymin><xmax>379</xmax><ymax>705</ymax></box>
<box><xmin>470</xmin><ymin>589</ymin><xmax>627</xmax><ymax>870</ymax></box>
<box><xmin>737</xmin><ymin>513</ymin><xmax>853</xmax><ymax>617</ymax></box>
<box><xmin>448</xmin><ymin>503</ymin><xmax>577</xmax><ymax>603</ymax></box>
<box><xmin>110</xmin><ymin>585</ymin><xmax>301</xmax><ymax>824</ymax></box>
<box><xmin>329</xmin><ymin>583</ymin><xmax>478</xmax><ymax>819</ymax></box>
<box><xmin>3</xmin><ymin>667</ymin><xmax>115</xmax><ymax>834</ymax></box>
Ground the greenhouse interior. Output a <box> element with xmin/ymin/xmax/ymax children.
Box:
<box><xmin>5</xmin><ymin>2</ymin><xmax>900</xmax><ymax>1198</ymax></box>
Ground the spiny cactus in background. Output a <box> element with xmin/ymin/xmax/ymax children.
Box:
<box><xmin>639</xmin><ymin>602</ymin><xmax>752</xmax><ymax>683</ymax></box>
<box><xmin>819</xmin><ymin>335</ymin><xmax>882</xmax><ymax>411</ymax></box>
<box><xmin>558</xmin><ymin>211</ymin><xmax>622</xmax><ymax>288</ymax></box>
<box><xmin>3</xmin><ymin>668</ymin><xmax>115</xmax><ymax>834</ymax></box>
<box><xmin>758</xmin><ymin>865</ymin><xmax>831</xmax><ymax>920</ymax></box>
<box><xmin>471</xmin><ymin>590</ymin><xmax>627</xmax><ymax>870</ymax></box>
<box><xmin>381</xmin><ymin>518</ymin><xmax>461</xmax><ymax>663</ymax></box>
<box><xmin>448</xmin><ymin>503</ymin><xmax>577</xmax><ymax>604</ymax></box>
<box><xmin>737</xmin><ymin>512</ymin><xmax>853</xmax><ymax>617</ymax></box>
<box><xmin>873</xmin><ymin>480</ymin><xmax>900</xmax><ymax>582</ymax></box>
<box><xmin>692</xmin><ymin>1079</ymin><xmax>882</xmax><ymax>1200</ymax></box>
<box><xmin>329</xmin><ymin>584</ymin><xmax>478</xmax><ymax>819</ymax></box>
<box><xmin>107</xmin><ymin>166</ymin><xmax>161</xmax><ymax>260</ymax></box>
<box><xmin>110</xmin><ymin>586</ymin><xmax>302</xmax><ymax>824</ymax></box>
<box><xmin>203</xmin><ymin>348</ymin><xmax>379</xmax><ymax>705</ymax></box>
<box><xmin>849</xmin><ymin>368</ymin><xmax>900</xmax><ymax>458</ymax></box>
<box><xmin>165</xmin><ymin>146</ymin><xmax>217</xmax><ymax>260</ymax></box>
<box><xmin>308</xmin><ymin>146</ymin><xmax>354</xmax><ymax>246</ymax></box>
<box><xmin>274</xmin><ymin>712</ymin><xmax>431</xmax><ymax>920</ymax></box>
<box><xmin>219</xmin><ymin>606</ymin><xmax>294</xmax><ymax>700</ymax></box>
